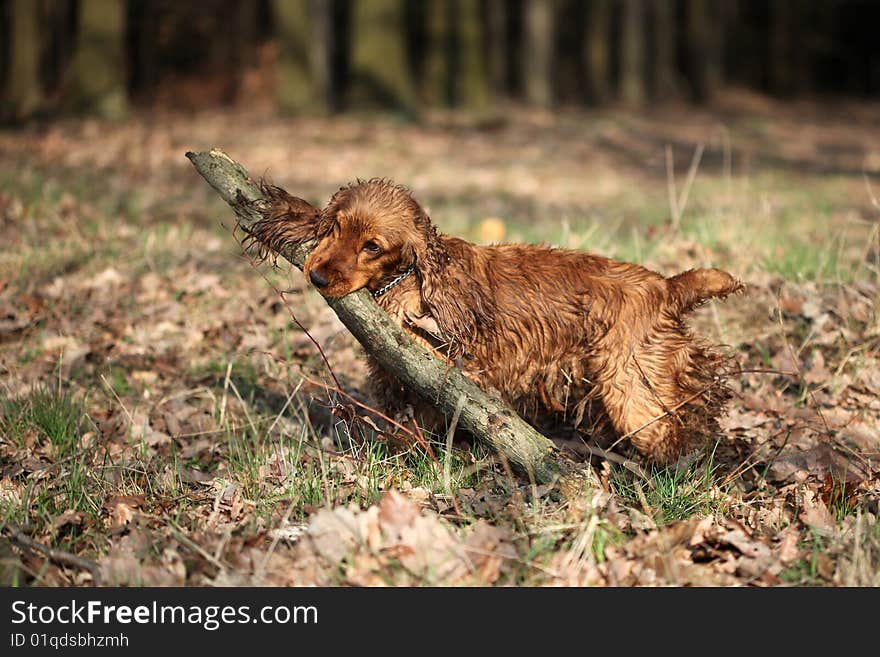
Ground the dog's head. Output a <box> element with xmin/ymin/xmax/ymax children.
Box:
<box><xmin>305</xmin><ymin>179</ymin><xmax>438</xmax><ymax>298</ymax></box>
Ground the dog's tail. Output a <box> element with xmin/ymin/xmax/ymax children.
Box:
<box><xmin>666</xmin><ymin>268</ymin><xmax>743</xmax><ymax>313</ymax></box>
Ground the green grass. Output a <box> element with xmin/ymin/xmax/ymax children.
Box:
<box><xmin>106</xmin><ymin>366</ymin><xmax>133</xmax><ymax>397</ymax></box>
<box><xmin>762</xmin><ymin>238</ymin><xmax>845</xmax><ymax>282</ymax></box>
<box><xmin>31</xmin><ymin>386</ymin><xmax>85</xmax><ymax>459</ymax></box>
<box><xmin>780</xmin><ymin>528</ymin><xmax>830</xmax><ymax>585</ymax></box>
<box><xmin>430</xmin><ymin>169</ymin><xmax>870</xmax><ymax>288</ymax></box>
<box><xmin>1</xmin><ymin>384</ymin><xmax>85</xmax><ymax>458</ymax></box>
<box><xmin>1</xmin><ymin>112</ymin><xmax>876</xmax><ymax>586</ymax></box>
<box><xmin>825</xmin><ymin>474</ymin><xmax>859</xmax><ymax>523</ymax></box>
<box><xmin>197</xmin><ymin>368</ymin><xmax>500</xmax><ymax>526</ymax></box>
<box><xmin>836</xmin><ymin>512</ymin><xmax>880</xmax><ymax>586</ymax></box>
<box><xmin>0</xmin><ymin>383</ymin><xmax>103</xmax><ymax>547</ymax></box>
<box><xmin>0</xmin><ymin>456</ymin><xmax>101</xmax><ymax>548</ymax></box>
<box><xmin>590</xmin><ymin>522</ymin><xmax>622</xmax><ymax>562</ymax></box>
<box><xmin>221</xmin><ymin>408</ymin><xmax>495</xmax><ymax>522</ymax></box>
<box><xmin>612</xmin><ymin>446</ymin><xmax>726</xmax><ymax>525</ymax></box>
<box><xmin>0</xmin><ymin>395</ymin><xmax>31</xmax><ymax>448</ymax></box>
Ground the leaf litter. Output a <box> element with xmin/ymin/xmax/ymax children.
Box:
<box><xmin>1</xmin><ymin>103</ymin><xmax>879</xmax><ymax>586</ymax></box>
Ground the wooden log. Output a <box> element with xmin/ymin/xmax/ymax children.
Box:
<box><xmin>186</xmin><ymin>149</ymin><xmax>560</xmax><ymax>484</ymax></box>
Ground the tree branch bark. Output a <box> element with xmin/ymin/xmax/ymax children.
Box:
<box><xmin>186</xmin><ymin>149</ymin><xmax>560</xmax><ymax>484</ymax></box>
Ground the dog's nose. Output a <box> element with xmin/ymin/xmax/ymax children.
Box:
<box><xmin>309</xmin><ymin>270</ymin><xmax>329</xmax><ymax>289</ymax></box>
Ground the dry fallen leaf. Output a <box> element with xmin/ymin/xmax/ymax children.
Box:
<box><xmin>799</xmin><ymin>490</ymin><xmax>837</xmax><ymax>534</ymax></box>
<box><xmin>53</xmin><ymin>510</ymin><xmax>87</xmax><ymax>531</ymax></box>
<box><xmin>776</xmin><ymin>527</ymin><xmax>801</xmax><ymax>565</ymax></box>
<box><xmin>110</xmin><ymin>502</ymin><xmax>135</xmax><ymax>528</ymax></box>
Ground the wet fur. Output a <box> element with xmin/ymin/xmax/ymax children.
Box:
<box><xmin>249</xmin><ymin>179</ymin><xmax>743</xmax><ymax>463</ymax></box>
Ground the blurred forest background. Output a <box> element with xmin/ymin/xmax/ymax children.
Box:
<box><xmin>3</xmin><ymin>0</ymin><xmax>880</xmax><ymax>122</ymax></box>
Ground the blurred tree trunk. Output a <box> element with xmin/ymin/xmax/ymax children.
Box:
<box><xmin>274</xmin><ymin>0</ymin><xmax>332</xmax><ymax>114</ymax></box>
<box><xmin>522</xmin><ymin>0</ymin><xmax>555</xmax><ymax>107</ymax></box>
<box><xmin>485</xmin><ymin>0</ymin><xmax>509</xmax><ymax>98</ymax></box>
<box><xmin>769</xmin><ymin>0</ymin><xmax>793</xmax><ymax>96</ymax></box>
<box><xmin>127</xmin><ymin>0</ymin><xmax>158</xmax><ymax>102</ymax></box>
<box><xmin>707</xmin><ymin>0</ymin><xmax>725</xmax><ymax>95</ymax></box>
<box><xmin>349</xmin><ymin>0</ymin><xmax>416</xmax><ymax>114</ymax></box>
<box><xmin>424</xmin><ymin>0</ymin><xmax>488</xmax><ymax>108</ymax></box>
<box><xmin>620</xmin><ymin>0</ymin><xmax>645</xmax><ymax>106</ymax></box>
<box><xmin>651</xmin><ymin>0</ymin><xmax>676</xmax><ymax>100</ymax></box>
<box><xmin>228</xmin><ymin>1</ymin><xmax>258</xmax><ymax>104</ymax></box>
<box><xmin>310</xmin><ymin>0</ymin><xmax>334</xmax><ymax>109</ymax></box>
<box><xmin>68</xmin><ymin>0</ymin><xmax>129</xmax><ymax>119</ymax></box>
<box><xmin>453</xmin><ymin>0</ymin><xmax>489</xmax><ymax>109</ymax></box>
<box><xmin>583</xmin><ymin>0</ymin><xmax>611</xmax><ymax>104</ymax></box>
<box><xmin>3</xmin><ymin>0</ymin><xmax>45</xmax><ymax>122</ymax></box>
<box><xmin>686</xmin><ymin>0</ymin><xmax>723</xmax><ymax>102</ymax></box>
<box><xmin>422</xmin><ymin>1</ymin><xmax>450</xmax><ymax>106</ymax></box>
<box><xmin>44</xmin><ymin>0</ymin><xmax>77</xmax><ymax>100</ymax></box>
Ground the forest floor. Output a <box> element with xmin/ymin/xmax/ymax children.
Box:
<box><xmin>1</xmin><ymin>91</ymin><xmax>878</xmax><ymax>586</ymax></box>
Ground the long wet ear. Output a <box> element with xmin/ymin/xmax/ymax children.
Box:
<box><xmin>244</xmin><ymin>181</ymin><xmax>323</xmax><ymax>263</ymax></box>
<box><xmin>410</xmin><ymin>207</ymin><xmax>450</xmax><ymax>301</ymax></box>
<box><xmin>410</xmin><ymin>207</ymin><xmax>494</xmax><ymax>357</ymax></box>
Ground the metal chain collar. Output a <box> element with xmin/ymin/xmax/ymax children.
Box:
<box><xmin>370</xmin><ymin>266</ymin><xmax>415</xmax><ymax>298</ymax></box>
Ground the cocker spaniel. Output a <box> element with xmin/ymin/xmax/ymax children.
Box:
<box><xmin>251</xmin><ymin>178</ymin><xmax>742</xmax><ymax>463</ymax></box>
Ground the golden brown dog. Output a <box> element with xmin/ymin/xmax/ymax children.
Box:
<box><xmin>252</xmin><ymin>178</ymin><xmax>742</xmax><ymax>463</ymax></box>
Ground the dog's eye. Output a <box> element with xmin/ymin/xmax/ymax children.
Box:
<box><xmin>362</xmin><ymin>240</ymin><xmax>382</xmax><ymax>254</ymax></box>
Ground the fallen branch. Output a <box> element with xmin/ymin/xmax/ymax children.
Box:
<box><xmin>4</xmin><ymin>525</ymin><xmax>102</xmax><ymax>585</ymax></box>
<box><xmin>186</xmin><ymin>149</ymin><xmax>560</xmax><ymax>484</ymax></box>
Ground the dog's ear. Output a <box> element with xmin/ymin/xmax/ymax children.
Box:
<box><xmin>423</xmin><ymin>280</ymin><xmax>494</xmax><ymax>359</ymax></box>
<box><xmin>408</xmin><ymin>210</ymin><xmax>448</xmax><ymax>282</ymax></box>
<box><xmin>409</xmin><ymin>208</ymin><xmax>494</xmax><ymax>356</ymax></box>
<box><xmin>260</xmin><ymin>181</ymin><xmax>320</xmax><ymax>220</ymax></box>
<box><xmin>245</xmin><ymin>182</ymin><xmax>323</xmax><ymax>261</ymax></box>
